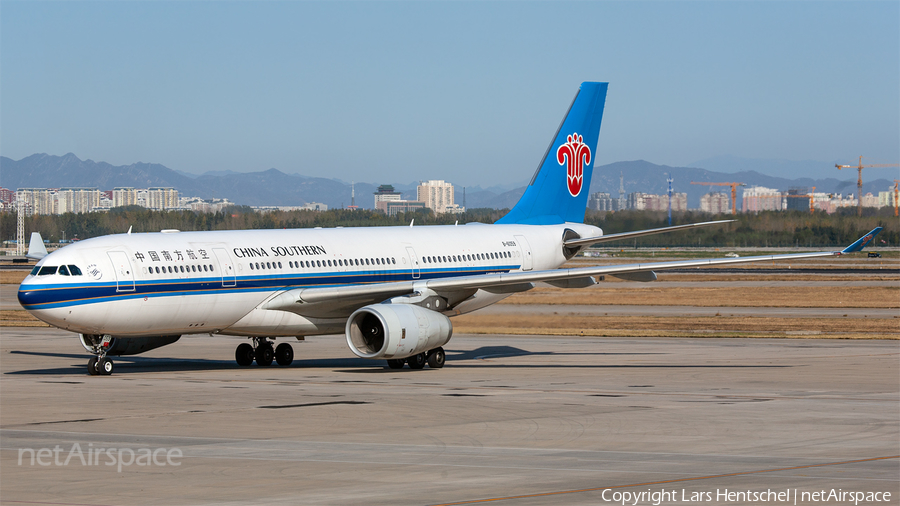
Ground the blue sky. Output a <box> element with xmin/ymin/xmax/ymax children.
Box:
<box><xmin>2</xmin><ymin>1</ymin><xmax>898</xmax><ymax>187</ymax></box>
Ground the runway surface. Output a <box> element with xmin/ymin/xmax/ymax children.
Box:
<box><xmin>1</xmin><ymin>328</ymin><xmax>897</xmax><ymax>505</ymax></box>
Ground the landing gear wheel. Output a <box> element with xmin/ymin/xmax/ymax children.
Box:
<box><xmin>427</xmin><ymin>347</ymin><xmax>445</xmax><ymax>369</ymax></box>
<box><xmin>386</xmin><ymin>359</ymin><xmax>405</xmax><ymax>369</ymax></box>
<box><xmin>235</xmin><ymin>343</ymin><xmax>254</xmax><ymax>366</ymax></box>
<box><xmin>275</xmin><ymin>343</ymin><xmax>294</xmax><ymax>366</ymax></box>
<box><xmin>255</xmin><ymin>344</ymin><xmax>274</xmax><ymax>366</ymax></box>
<box><xmin>97</xmin><ymin>357</ymin><xmax>114</xmax><ymax>375</ymax></box>
<box><xmin>407</xmin><ymin>353</ymin><xmax>426</xmax><ymax>370</ymax></box>
<box><xmin>87</xmin><ymin>357</ymin><xmax>99</xmax><ymax>376</ymax></box>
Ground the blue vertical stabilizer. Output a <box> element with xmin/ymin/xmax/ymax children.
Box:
<box><xmin>496</xmin><ymin>82</ymin><xmax>608</xmax><ymax>225</ymax></box>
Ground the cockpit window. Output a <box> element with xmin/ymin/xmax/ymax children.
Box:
<box><xmin>30</xmin><ymin>266</ymin><xmax>40</xmax><ymax>276</ymax></box>
<box><xmin>68</xmin><ymin>265</ymin><xmax>83</xmax><ymax>276</ymax></box>
<box><xmin>38</xmin><ymin>266</ymin><xmax>58</xmax><ymax>276</ymax></box>
<box><xmin>58</xmin><ymin>265</ymin><xmax>70</xmax><ymax>276</ymax></box>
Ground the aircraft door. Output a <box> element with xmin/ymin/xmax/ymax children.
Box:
<box><xmin>406</xmin><ymin>246</ymin><xmax>420</xmax><ymax>279</ymax></box>
<box><xmin>514</xmin><ymin>235</ymin><xmax>533</xmax><ymax>271</ymax></box>
<box><xmin>213</xmin><ymin>248</ymin><xmax>236</xmax><ymax>287</ymax></box>
<box><xmin>107</xmin><ymin>251</ymin><xmax>135</xmax><ymax>292</ymax></box>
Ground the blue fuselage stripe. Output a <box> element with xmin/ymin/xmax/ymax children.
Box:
<box><xmin>18</xmin><ymin>265</ymin><xmax>516</xmax><ymax>310</ymax></box>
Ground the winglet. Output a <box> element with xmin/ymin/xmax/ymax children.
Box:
<box><xmin>841</xmin><ymin>227</ymin><xmax>883</xmax><ymax>254</ymax></box>
<box><xmin>26</xmin><ymin>232</ymin><xmax>48</xmax><ymax>260</ymax></box>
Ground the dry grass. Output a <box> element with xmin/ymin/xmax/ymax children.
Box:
<box><xmin>0</xmin><ymin>310</ymin><xmax>48</xmax><ymax>327</ymax></box>
<box><xmin>0</xmin><ymin>271</ymin><xmax>29</xmax><ymax>284</ymax></box>
<box><xmin>501</xmin><ymin>285</ymin><xmax>899</xmax><ymax>308</ymax></box>
<box><xmin>452</xmin><ymin>314</ymin><xmax>899</xmax><ymax>339</ymax></box>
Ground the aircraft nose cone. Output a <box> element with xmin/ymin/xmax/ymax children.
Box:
<box><xmin>17</xmin><ymin>285</ymin><xmax>40</xmax><ymax>309</ymax></box>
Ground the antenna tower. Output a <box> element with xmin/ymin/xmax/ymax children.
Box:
<box><xmin>16</xmin><ymin>199</ymin><xmax>25</xmax><ymax>257</ymax></box>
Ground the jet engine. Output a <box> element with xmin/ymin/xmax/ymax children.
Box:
<box><xmin>80</xmin><ymin>334</ymin><xmax>181</xmax><ymax>356</ymax></box>
<box><xmin>346</xmin><ymin>304</ymin><xmax>452</xmax><ymax>360</ymax></box>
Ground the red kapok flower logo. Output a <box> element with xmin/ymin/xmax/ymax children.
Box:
<box><xmin>557</xmin><ymin>133</ymin><xmax>591</xmax><ymax>197</ymax></box>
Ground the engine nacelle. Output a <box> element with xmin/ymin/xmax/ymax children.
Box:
<box><xmin>80</xmin><ymin>334</ymin><xmax>181</xmax><ymax>356</ymax></box>
<box><xmin>346</xmin><ymin>304</ymin><xmax>452</xmax><ymax>360</ymax></box>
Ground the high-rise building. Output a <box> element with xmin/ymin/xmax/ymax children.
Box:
<box><xmin>626</xmin><ymin>192</ymin><xmax>687</xmax><ymax>212</ymax></box>
<box><xmin>147</xmin><ymin>187</ymin><xmax>179</xmax><ymax>210</ymax></box>
<box><xmin>16</xmin><ymin>189</ymin><xmax>56</xmax><ymax>215</ymax></box>
<box><xmin>417</xmin><ymin>180</ymin><xmax>456</xmax><ymax>214</ymax></box>
<box><xmin>56</xmin><ymin>188</ymin><xmax>101</xmax><ymax>214</ymax></box>
<box><xmin>700</xmin><ymin>192</ymin><xmax>731</xmax><ymax>214</ymax></box>
<box><xmin>0</xmin><ymin>187</ymin><xmax>15</xmax><ymax>206</ymax></box>
<box><xmin>877</xmin><ymin>189</ymin><xmax>896</xmax><ymax>208</ymax></box>
<box><xmin>374</xmin><ymin>185</ymin><xmax>403</xmax><ymax>207</ymax></box>
<box><xmin>113</xmin><ymin>187</ymin><xmax>138</xmax><ymax>208</ymax></box>
<box><xmin>742</xmin><ymin>186</ymin><xmax>783</xmax><ymax>212</ymax></box>
<box><xmin>588</xmin><ymin>192</ymin><xmax>617</xmax><ymax>211</ymax></box>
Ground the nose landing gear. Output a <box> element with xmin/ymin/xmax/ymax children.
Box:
<box><xmin>85</xmin><ymin>335</ymin><xmax>115</xmax><ymax>376</ymax></box>
<box><xmin>235</xmin><ymin>338</ymin><xmax>293</xmax><ymax>367</ymax></box>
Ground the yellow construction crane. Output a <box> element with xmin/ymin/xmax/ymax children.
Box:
<box><xmin>894</xmin><ymin>180</ymin><xmax>899</xmax><ymax>218</ymax></box>
<box><xmin>835</xmin><ymin>156</ymin><xmax>899</xmax><ymax>216</ymax></box>
<box><xmin>690</xmin><ymin>181</ymin><xmax>745</xmax><ymax>215</ymax></box>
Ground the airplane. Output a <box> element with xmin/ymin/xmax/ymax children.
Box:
<box><xmin>17</xmin><ymin>82</ymin><xmax>883</xmax><ymax>376</ymax></box>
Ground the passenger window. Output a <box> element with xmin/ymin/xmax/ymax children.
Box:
<box><xmin>58</xmin><ymin>265</ymin><xmax>70</xmax><ymax>276</ymax></box>
<box><xmin>203</xmin><ymin>265</ymin><xmax>208</xmax><ymax>272</ymax></box>
<box><xmin>38</xmin><ymin>266</ymin><xmax>57</xmax><ymax>276</ymax></box>
<box><xmin>180</xmin><ymin>265</ymin><xmax>185</xmax><ymax>273</ymax></box>
<box><xmin>392</xmin><ymin>258</ymin><xmax>396</xmax><ymax>264</ymax></box>
<box><xmin>277</xmin><ymin>262</ymin><xmax>282</xmax><ymax>269</ymax></box>
<box><xmin>210</xmin><ymin>265</ymin><xmax>214</xmax><ymax>272</ymax></box>
<box><xmin>68</xmin><ymin>265</ymin><xmax>83</xmax><ymax>275</ymax></box>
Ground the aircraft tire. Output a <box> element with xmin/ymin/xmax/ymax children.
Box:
<box><xmin>427</xmin><ymin>348</ymin><xmax>445</xmax><ymax>369</ymax></box>
<box><xmin>235</xmin><ymin>343</ymin><xmax>254</xmax><ymax>366</ymax></box>
<box><xmin>386</xmin><ymin>359</ymin><xmax>405</xmax><ymax>369</ymax></box>
<box><xmin>407</xmin><ymin>353</ymin><xmax>426</xmax><ymax>370</ymax></box>
<box><xmin>97</xmin><ymin>357</ymin><xmax>114</xmax><ymax>375</ymax></box>
<box><xmin>255</xmin><ymin>344</ymin><xmax>274</xmax><ymax>367</ymax></box>
<box><xmin>87</xmin><ymin>357</ymin><xmax>99</xmax><ymax>376</ymax></box>
<box><xmin>275</xmin><ymin>343</ymin><xmax>293</xmax><ymax>366</ymax></box>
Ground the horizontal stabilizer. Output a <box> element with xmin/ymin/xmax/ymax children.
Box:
<box><xmin>26</xmin><ymin>233</ymin><xmax>48</xmax><ymax>260</ymax></box>
<box><xmin>565</xmin><ymin>220</ymin><xmax>735</xmax><ymax>248</ymax></box>
<box><xmin>841</xmin><ymin>227</ymin><xmax>883</xmax><ymax>253</ymax></box>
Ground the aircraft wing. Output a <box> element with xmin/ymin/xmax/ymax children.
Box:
<box><xmin>264</xmin><ymin>227</ymin><xmax>882</xmax><ymax>318</ymax></box>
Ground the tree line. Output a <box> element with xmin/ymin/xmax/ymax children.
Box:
<box><xmin>1</xmin><ymin>206</ymin><xmax>896</xmax><ymax>248</ymax></box>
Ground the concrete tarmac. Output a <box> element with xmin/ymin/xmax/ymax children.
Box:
<box><xmin>1</xmin><ymin>328</ymin><xmax>897</xmax><ymax>505</ymax></box>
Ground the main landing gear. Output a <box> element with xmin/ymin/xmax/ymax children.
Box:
<box><xmin>386</xmin><ymin>347</ymin><xmax>445</xmax><ymax>370</ymax></box>
<box><xmin>236</xmin><ymin>338</ymin><xmax>293</xmax><ymax>367</ymax></box>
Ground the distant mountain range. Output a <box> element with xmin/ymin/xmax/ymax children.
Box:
<box><xmin>1</xmin><ymin>153</ymin><xmax>895</xmax><ymax>210</ymax></box>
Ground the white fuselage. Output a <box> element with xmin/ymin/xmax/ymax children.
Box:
<box><xmin>18</xmin><ymin>222</ymin><xmax>601</xmax><ymax>339</ymax></box>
